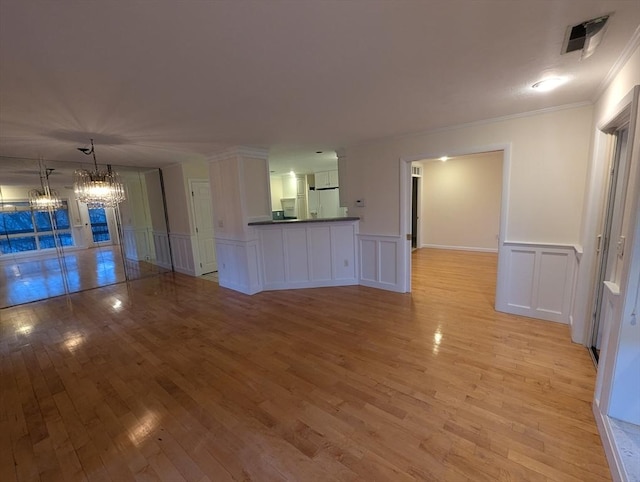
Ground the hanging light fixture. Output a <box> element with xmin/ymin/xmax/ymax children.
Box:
<box><xmin>29</xmin><ymin>159</ymin><xmax>63</xmax><ymax>211</ymax></box>
<box><xmin>73</xmin><ymin>138</ymin><xmax>126</xmax><ymax>208</ymax></box>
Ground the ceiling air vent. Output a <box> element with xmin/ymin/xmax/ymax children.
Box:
<box><xmin>562</xmin><ymin>15</ymin><xmax>610</xmax><ymax>59</ymax></box>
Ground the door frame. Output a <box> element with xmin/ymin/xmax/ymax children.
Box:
<box><xmin>589</xmin><ymin>126</ymin><xmax>631</xmax><ymax>362</ymax></box>
<box><xmin>77</xmin><ymin>202</ymin><xmax>118</xmax><ymax>248</ymax></box>
<box><xmin>188</xmin><ymin>178</ymin><xmax>217</xmax><ymax>276</ymax></box>
<box><xmin>399</xmin><ymin>143</ymin><xmax>511</xmax><ymax>298</ymax></box>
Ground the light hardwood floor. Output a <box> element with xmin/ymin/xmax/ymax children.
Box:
<box><xmin>0</xmin><ymin>249</ymin><xmax>610</xmax><ymax>481</ymax></box>
<box><xmin>1</xmin><ymin>246</ymin><xmax>167</xmax><ymax>308</ymax></box>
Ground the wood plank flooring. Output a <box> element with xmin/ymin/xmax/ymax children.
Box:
<box><xmin>0</xmin><ymin>248</ymin><xmax>610</xmax><ymax>481</ymax></box>
<box><xmin>1</xmin><ymin>246</ymin><xmax>168</xmax><ymax>308</ymax></box>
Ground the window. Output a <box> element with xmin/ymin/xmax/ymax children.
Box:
<box><xmin>0</xmin><ymin>201</ymin><xmax>74</xmax><ymax>254</ymax></box>
<box><xmin>88</xmin><ymin>207</ymin><xmax>110</xmax><ymax>243</ymax></box>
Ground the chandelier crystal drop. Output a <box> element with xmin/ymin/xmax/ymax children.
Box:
<box><xmin>73</xmin><ymin>139</ymin><xmax>126</xmax><ymax>208</ymax></box>
<box><xmin>29</xmin><ymin>160</ymin><xmax>63</xmax><ymax>211</ymax></box>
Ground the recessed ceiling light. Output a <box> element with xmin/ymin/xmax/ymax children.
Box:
<box><xmin>439</xmin><ymin>156</ymin><xmax>448</xmax><ymax>162</ymax></box>
<box><xmin>531</xmin><ymin>77</ymin><xmax>567</xmax><ymax>92</ymax></box>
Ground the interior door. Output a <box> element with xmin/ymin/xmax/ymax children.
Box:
<box><xmin>191</xmin><ymin>180</ymin><xmax>217</xmax><ymax>274</ymax></box>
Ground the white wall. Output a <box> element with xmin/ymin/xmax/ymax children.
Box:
<box><xmin>162</xmin><ymin>163</ymin><xmax>190</xmax><ymax>235</ymax></box>
<box><xmin>346</xmin><ymin>104</ymin><xmax>593</xmax><ymax>245</ymax></box>
<box><xmin>418</xmin><ymin>151</ymin><xmax>502</xmax><ymax>251</ymax></box>
<box><xmin>145</xmin><ymin>170</ymin><xmax>168</xmax><ymax>232</ymax></box>
<box><xmin>119</xmin><ymin>173</ymin><xmax>151</xmax><ymax>229</ymax></box>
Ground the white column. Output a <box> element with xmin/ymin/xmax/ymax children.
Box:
<box><xmin>208</xmin><ymin>146</ymin><xmax>271</xmax><ymax>294</ymax></box>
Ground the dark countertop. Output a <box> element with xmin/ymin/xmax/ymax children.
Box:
<box><xmin>249</xmin><ymin>217</ymin><xmax>360</xmax><ymax>226</ymax></box>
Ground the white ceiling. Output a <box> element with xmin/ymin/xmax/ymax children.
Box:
<box><xmin>1</xmin><ymin>1</ymin><xmax>639</xmax><ymax>176</ymax></box>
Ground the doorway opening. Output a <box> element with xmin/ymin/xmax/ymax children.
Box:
<box><xmin>400</xmin><ymin>145</ymin><xmax>510</xmax><ymax>301</ymax></box>
<box><xmin>411</xmin><ymin>172</ymin><xmax>420</xmax><ymax>251</ymax></box>
<box><xmin>589</xmin><ymin>126</ymin><xmax>630</xmax><ymax>363</ymax></box>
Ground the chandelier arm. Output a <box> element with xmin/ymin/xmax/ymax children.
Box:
<box><xmin>90</xmin><ymin>138</ymin><xmax>98</xmax><ymax>170</ymax></box>
<box><xmin>39</xmin><ymin>160</ymin><xmax>46</xmax><ymax>191</ymax></box>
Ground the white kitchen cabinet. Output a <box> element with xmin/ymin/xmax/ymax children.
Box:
<box><xmin>314</xmin><ymin>170</ymin><xmax>339</xmax><ymax>189</ymax></box>
<box><xmin>296</xmin><ymin>176</ymin><xmax>306</xmax><ymax>196</ymax></box>
<box><xmin>328</xmin><ymin>170</ymin><xmax>339</xmax><ymax>188</ymax></box>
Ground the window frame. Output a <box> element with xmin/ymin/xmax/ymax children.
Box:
<box><xmin>0</xmin><ymin>200</ymin><xmax>75</xmax><ymax>255</ymax></box>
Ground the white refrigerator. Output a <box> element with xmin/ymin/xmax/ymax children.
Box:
<box><xmin>308</xmin><ymin>188</ymin><xmax>345</xmax><ymax>218</ymax></box>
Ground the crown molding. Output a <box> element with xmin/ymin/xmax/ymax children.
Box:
<box><xmin>350</xmin><ymin>101</ymin><xmax>593</xmax><ymax>151</ymax></box>
<box><xmin>593</xmin><ymin>24</ymin><xmax>640</xmax><ymax>102</ymax></box>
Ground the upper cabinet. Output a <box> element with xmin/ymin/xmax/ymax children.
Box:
<box><xmin>315</xmin><ymin>170</ymin><xmax>339</xmax><ymax>189</ymax></box>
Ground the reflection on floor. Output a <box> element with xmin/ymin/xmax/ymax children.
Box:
<box><xmin>0</xmin><ymin>246</ymin><xmax>165</xmax><ymax>308</ymax></box>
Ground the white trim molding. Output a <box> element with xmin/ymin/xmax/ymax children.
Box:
<box><xmin>358</xmin><ymin>234</ymin><xmax>404</xmax><ymax>293</ymax></box>
<box><xmin>421</xmin><ymin>243</ymin><xmax>498</xmax><ymax>253</ymax></box>
<box><xmin>169</xmin><ymin>232</ymin><xmax>196</xmax><ymax>276</ymax></box>
<box><xmin>122</xmin><ymin>226</ymin><xmax>154</xmax><ymax>262</ymax></box>
<box><xmin>215</xmin><ymin>238</ymin><xmax>262</xmax><ymax>295</ymax></box>
<box><xmin>256</xmin><ymin>220</ymin><xmax>359</xmax><ymax>291</ymax></box>
<box><xmin>593</xmin><ymin>406</ymin><xmax>626</xmax><ymax>482</ymax></box>
<box><xmin>152</xmin><ymin>230</ymin><xmax>172</xmax><ymax>270</ymax></box>
<box><xmin>495</xmin><ymin>241</ymin><xmax>578</xmax><ymax>324</ymax></box>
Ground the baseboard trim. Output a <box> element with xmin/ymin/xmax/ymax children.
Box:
<box><xmin>421</xmin><ymin>244</ymin><xmax>498</xmax><ymax>253</ymax></box>
<box><xmin>359</xmin><ymin>278</ymin><xmax>406</xmax><ymax>293</ymax></box>
<box><xmin>593</xmin><ymin>402</ymin><xmax>624</xmax><ymax>482</ymax></box>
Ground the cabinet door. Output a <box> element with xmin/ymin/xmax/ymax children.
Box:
<box><xmin>296</xmin><ymin>176</ymin><xmax>306</xmax><ymax>196</ymax></box>
<box><xmin>315</xmin><ymin>171</ymin><xmax>329</xmax><ymax>188</ymax></box>
<box><xmin>328</xmin><ymin>170</ymin><xmax>339</xmax><ymax>188</ymax></box>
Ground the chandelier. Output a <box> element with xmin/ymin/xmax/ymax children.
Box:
<box><xmin>73</xmin><ymin>138</ymin><xmax>126</xmax><ymax>208</ymax></box>
<box><xmin>29</xmin><ymin>159</ymin><xmax>63</xmax><ymax>211</ymax></box>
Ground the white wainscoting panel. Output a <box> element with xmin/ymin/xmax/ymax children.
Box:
<box><xmin>260</xmin><ymin>229</ymin><xmax>286</xmax><ymax>285</ymax></box>
<box><xmin>358</xmin><ymin>235</ymin><xmax>404</xmax><ymax>292</ymax></box>
<box><xmin>332</xmin><ymin>224</ymin><xmax>357</xmax><ymax>280</ymax></box>
<box><xmin>122</xmin><ymin>227</ymin><xmax>154</xmax><ymax>261</ymax></box>
<box><xmin>215</xmin><ymin>238</ymin><xmax>262</xmax><ymax>295</ymax></box>
<box><xmin>285</xmin><ymin>228</ymin><xmax>310</xmax><ymax>282</ymax></box>
<box><xmin>506</xmin><ymin>249</ymin><xmax>536</xmax><ymax>309</ymax></box>
<box><xmin>169</xmin><ymin>233</ymin><xmax>196</xmax><ymax>276</ymax></box>
<box><xmin>152</xmin><ymin>230</ymin><xmax>172</xmax><ymax>269</ymax></box>
<box><xmin>309</xmin><ymin>226</ymin><xmax>333</xmax><ymax>281</ymax></box>
<box><xmin>256</xmin><ymin>220</ymin><xmax>358</xmax><ymax>291</ymax></box>
<box><xmin>496</xmin><ymin>242</ymin><xmax>577</xmax><ymax>324</ymax></box>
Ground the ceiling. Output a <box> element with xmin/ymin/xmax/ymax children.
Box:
<box><xmin>1</xmin><ymin>1</ymin><xmax>639</xmax><ymax>176</ymax></box>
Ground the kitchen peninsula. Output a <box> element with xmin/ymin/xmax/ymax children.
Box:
<box><xmin>248</xmin><ymin>217</ymin><xmax>360</xmax><ymax>291</ymax></box>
